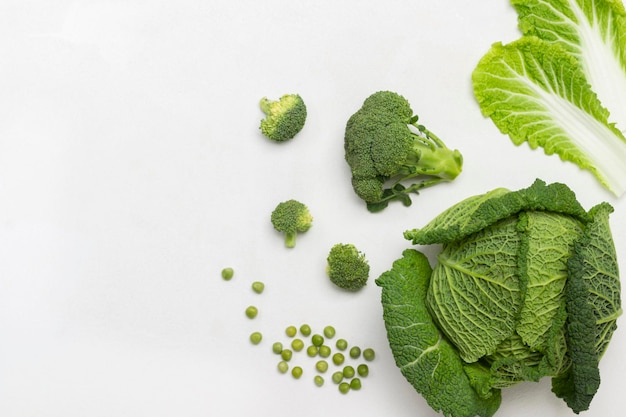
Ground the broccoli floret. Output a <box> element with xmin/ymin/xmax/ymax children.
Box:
<box><xmin>270</xmin><ymin>199</ymin><xmax>313</xmax><ymax>248</ymax></box>
<box><xmin>326</xmin><ymin>243</ymin><xmax>370</xmax><ymax>291</ymax></box>
<box><xmin>344</xmin><ymin>91</ymin><xmax>464</xmax><ymax>212</ymax></box>
<box><xmin>259</xmin><ymin>94</ymin><xmax>307</xmax><ymax>142</ymax></box>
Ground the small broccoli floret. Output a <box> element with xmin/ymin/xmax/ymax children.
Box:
<box><xmin>270</xmin><ymin>199</ymin><xmax>313</xmax><ymax>248</ymax></box>
<box><xmin>344</xmin><ymin>91</ymin><xmax>464</xmax><ymax>212</ymax></box>
<box><xmin>326</xmin><ymin>243</ymin><xmax>370</xmax><ymax>291</ymax></box>
<box><xmin>259</xmin><ymin>94</ymin><xmax>307</xmax><ymax>142</ymax></box>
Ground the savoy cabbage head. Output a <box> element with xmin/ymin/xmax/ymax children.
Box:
<box><xmin>376</xmin><ymin>179</ymin><xmax>622</xmax><ymax>417</ymax></box>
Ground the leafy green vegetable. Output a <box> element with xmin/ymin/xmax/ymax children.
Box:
<box><xmin>378</xmin><ymin>180</ymin><xmax>621</xmax><ymax>416</ymax></box>
<box><xmin>472</xmin><ymin>0</ymin><xmax>626</xmax><ymax>196</ymax></box>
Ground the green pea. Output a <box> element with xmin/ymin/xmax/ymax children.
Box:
<box><xmin>245</xmin><ymin>306</ymin><xmax>258</xmax><ymax>319</ymax></box>
<box><xmin>323</xmin><ymin>325</ymin><xmax>336</xmax><ymax>339</ymax></box>
<box><xmin>291</xmin><ymin>366</ymin><xmax>303</xmax><ymax>379</ymax></box>
<box><xmin>363</xmin><ymin>348</ymin><xmax>376</xmax><ymax>361</ymax></box>
<box><xmin>277</xmin><ymin>360</ymin><xmax>289</xmax><ymax>373</ymax></box>
<box><xmin>332</xmin><ymin>352</ymin><xmax>345</xmax><ymax>366</ymax></box>
<box><xmin>314</xmin><ymin>375</ymin><xmax>324</xmax><ymax>387</ymax></box>
<box><xmin>350</xmin><ymin>378</ymin><xmax>362</xmax><ymax>390</ymax></box>
<box><xmin>343</xmin><ymin>365</ymin><xmax>355</xmax><ymax>378</ymax></box>
<box><xmin>349</xmin><ymin>346</ymin><xmax>361</xmax><ymax>359</ymax></box>
<box><xmin>272</xmin><ymin>342</ymin><xmax>283</xmax><ymax>354</ymax></box>
<box><xmin>311</xmin><ymin>334</ymin><xmax>324</xmax><ymax>347</ymax></box>
<box><xmin>291</xmin><ymin>338</ymin><xmax>304</xmax><ymax>352</ymax></box>
<box><xmin>285</xmin><ymin>326</ymin><xmax>297</xmax><ymax>337</ymax></box>
<box><xmin>299</xmin><ymin>324</ymin><xmax>311</xmax><ymax>336</ymax></box>
<box><xmin>315</xmin><ymin>360</ymin><xmax>329</xmax><ymax>373</ymax></box>
<box><xmin>335</xmin><ymin>339</ymin><xmax>348</xmax><ymax>351</ymax></box>
<box><xmin>249</xmin><ymin>332</ymin><xmax>262</xmax><ymax>345</ymax></box>
<box><xmin>331</xmin><ymin>371</ymin><xmax>344</xmax><ymax>384</ymax></box>
<box><xmin>221</xmin><ymin>267</ymin><xmax>234</xmax><ymax>280</ymax></box>
<box><xmin>318</xmin><ymin>345</ymin><xmax>331</xmax><ymax>358</ymax></box>
<box><xmin>357</xmin><ymin>364</ymin><xmax>369</xmax><ymax>377</ymax></box>
<box><xmin>281</xmin><ymin>349</ymin><xmax>293</xmax><ymax>361</ymax></box>
<box><xmin>306</xmin><ymin>345</ymin><xmax>319</xmax><ymax>357</ymax></box>
<box><xmin>251</xmin><ymin>281</ymin><xmax>265</xmax><ymax>294</ymax></box>
<box><xmin>338</xmin><ymin>382</ymin><xmax>350</xmax><ymax>394</ymax></box>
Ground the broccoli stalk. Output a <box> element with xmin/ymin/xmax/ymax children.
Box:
<box><xmin>344</xmin><ymin>91</ymin><xmax>463</xmax><ymax>212</ymax></box>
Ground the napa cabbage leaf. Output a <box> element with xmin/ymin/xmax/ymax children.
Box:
<box><xmin>472</xmin><ymin>0</ymin><xmax>626</xmax><ymax>196</ymax></box>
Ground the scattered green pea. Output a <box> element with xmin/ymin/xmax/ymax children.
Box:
<box><xmin>332</xmin><ymin>371</ymin><xmax>344</xmax><ymax>384</ymax></box>
<box><xmin>335</xmin><ymin>339</ymin><xmax>348</xmax><ymax>351</ymax></box>
<box><xmin>306</xmin><ymin>345</ymin><xmax>319</xmax><ymax>357</ymax></box>
<box><xmin>281</xmin><ymin>349</ymin><xmax>293</xmax><ymax>361</ymax></box>
<box><xmin>357</xmin><ymin>364</ymin><xmax>369</xmax><ymax>377</ymax></box>
<box><xmin>315</xmin><ymin>360</ymin><xmax>329</xmax><ymax>373</ymax></box>
<box><xmin>272</xmin><ymin>342</ymin><xmax>283</xmax><ymax>354</ymax></box>
<box><xmin>249</xmin><ymin>332</ymin><xmax>262</xmax><ymax>345</ymax></box>
<box><xmin>221</xmin><ymin>267</ymin><xmax>234</xmax><ymax>280</ymax></box>
<box><xmin>251</xmin><ymin>281</ymin><xmax>265</xmax><ymax>294</ymax></box>
<box><xmin>363</xmin><ymin>348</ymin><xmax>376</xmax><ymax>361</ymax></box>
<box><xmin>323</xmin><ymin>325</ymin><xmax>336</xmax><ymax>339</ymax></box>
<box><xmin>291</xmin><ymin>366</ymin><xmax>303</xmax><ymax>379</ymax></box>
<box><xmin>277</xmin><ymin>360</ymin><xmax>289</xmax><ymax>373</ymax></box>
<box><xmin>349</xmin><ymin>346</ymin><xmax>361</xmax><ymax>359</ymax></box>
<box><xmin>350</xmin><ymin>378</ymin><xmax>362</xmax><ymax>390</ymax></box>
<box><xmin>285</xmin><ymin>326</ymin><xmax>297</xmax><ymax>337</ymax></box>
<box><xmin>311</xmin><ymin>334</ymin><xmax>324</xmax><ymax>347</ymax></box>
<box><xmin>332</xmin><ymin>352</ymin><xmax>345</xmax><ymax>366</ymax></box>
<box><xmin>338</xmin><ymin>382</ymin><xmax>350</xmax><ymax>394</ymax></box>
<box><xmin>318</xmin><ymin>345</ymin><xmax>331</xmax><ymax>358</ymax></box>
<box><xmin>314</xmin><ymin>375</ymin><xmax>325</xmax><ymax>387</ymax></box>
<box><xmin>291</xmin><ymin>338</ymin><xmax>305</xmax><ymax>352</ymax></box>
<box><xmin>299</xmin><ymin>324</ymin><xmax>311</xmax><ymax>336</ymax></box>
<box><xmin>343</xmin><ymin>365</ymin><xmax>355</xmax><ymax>378</ymax></box>
<box><xmin>245</xmin><ymin>306</ymin><xmax>258</xmax><ymax>319</ymax></box>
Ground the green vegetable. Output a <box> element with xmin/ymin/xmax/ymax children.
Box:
<box><xmin>245</xmin><ymin>306</ymin><xmax>258</xmax><ymax>319</ymax></box>
<box><xmin>314</xmin><ymin>375</ymin><xmax>325</xmax><ymax>387</ymax></box>
<box><xmin>349</xmin><ymin>346</ymin><xmax>361</xmax><ymax>359</ymax></box>
<box><xmin>249</xmin><ymin>332</ymin><xmax>263</xmax><ymax>345</ymax></box>
<box><xmin>221</xmin><ymin>267</ymin><xmax>234</xmax><ymax>280</ymax></box>
<box><xmin>326</xmin><ymin>243</ymin><xmax>370</xmax><ymax>291</ymax></box>
<box><xmin>291</xmin><ymin>339</ymin><xmax>304</xmax><ymax>352</ymax></box>
<box><xmin>319</xmin><ymin>345</ymin><xmax>331</xmax><ymax>358</ymax></box>
<box><xmin>338</xmin><ymin>382</ymin><xmax>350</xmax><ymax>394</ymax></box>
<box><xmin>272</xmin><ymin>342</ymin><xmax>283</xmax><ymax>355</ymax></box>
<box><xmin>362</xmin><ymin>348</ymin><xmax>375</xmax><ymax>362</ymax></box>
<box><xmin>271</xmin><ymin>199</ymin><xmax>313</xmax><ymax>248</ymax></box>
<box><xmin>285</xmin><ymin>326</ymin><xmax>297</xmax><ymax>337</ymax></box>
<box><xmin>311</xmin><ymin>334</ymin><xmax>324</xmax><ymax>347</ymax></box>
<box><xmin>251</xmin><ymin>281</ymin><xmax>265</xmax><ymax>294</ymax></box>
<box><xmin>332</xmin><ymin>353</ymin><xmax>345</xmax><ymax>366</ymax></box>
<box><xmin>473</xmin><ymin>1</ymin><xmax>626</xmax><ymax>196</ymax></box>
<box><xmin>344</xmin><ymin>91</ymin><xmax>463</xmax><ymax>211</ymax></box>
<box><xmin>277</xmin><ymin>361</ymin><xmax>289</xmax><ymax>374</ymax></box>
<box><xmin>299</xmin><ymin>324</ymin><xmax>312</xmax><ymax>336</ymax></box>
<box><xmin>306</xmin><ymin>345</ymin><xmax>319</xmax><ymax>357</ymax></box>
<box><xmin>350</xmin><ymin>378</ymin><xmax>362</xmax><ymax>391</ymax></box>
<box><xmin>357</xmin><ymin>364</ymin><xmax>369</xmax><ymax>377</ymax></box>
<box><xmin>332</xmin><ymin>371</ymin><xmax>344</xmax><ymax>384</ymax></box>
<box><xmin>291</xmin><ymin>366</ymin><xmax>303</xmax><ymax>379</ymax></box>
<box><xmin>343</xmin><ymin>366</ymin><xmax>355</xmax><ymax>379</ymax></box>
<box><xmin>377</xmin><ymin>179</ymin><xmax>621</xmax><ymax>417</ymax></box>
<box><xmin>281</xmin><ymin>349</ymin><xmax>293</xmax><ymax>362</ymax></box>
<box><xmin>259</xmin><ymin>94</ymin><xmax>307</xmax><ymax>142</ymax></box>
<box><xmin>316</xmin><ymin>360</ymin><xmax>329</xmax><ymax>373</ymax></box>
<box><xmin>323</xmin><ymin>325</ymin><xmax>336</xmax><ymax>339</ymax></box>
<box><xmin>335</xmin><ymin>339</ymin><xmax>348</xmax><ymax>351</ymax></box>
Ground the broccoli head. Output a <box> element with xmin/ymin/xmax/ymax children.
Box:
<box><xmin>326</xmin><ymin>243</ymin><xmax>370</xmax><ymax>291</ymax></box>
<box><xmin>259</xmin><ymin>94</ymin><xmax>307</xmax><ymax>142</ymax></box>
<box><xmin>344</xmin><ymin>91</ymin><xmax>463</xmax><ymax>212</ymax></box>
<box><xmin>270</xmin><ymin>199</ymin><xmax>313</xmax><ymax>248</ymax></box>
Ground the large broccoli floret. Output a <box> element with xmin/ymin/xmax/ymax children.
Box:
<box><xmin>344</xmin><ymin>91</ymin><xmax>463</xmax><ymax>212</ymax></box>
<box><xmin>270</xmin><ymin>199</ymin><xmax>313</xmax><ymax>248</ymax></box>
<box><xmin>326</xmin><ymin>243</ymin><xmax>370</xmax><ymax>291</ymax></box>
<box><xmin>259</xmin><ymin>94</ymin><xmax>307</xmax><ymax>142</ymax></box>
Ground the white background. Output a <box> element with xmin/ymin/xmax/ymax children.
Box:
<box><xmin>1</xmin><ymin>1</ymin><xmax>624</xmax><ymax>416</ymax></box>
